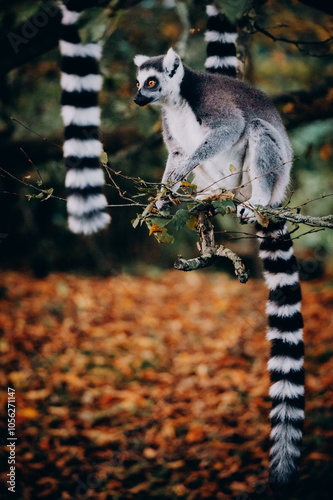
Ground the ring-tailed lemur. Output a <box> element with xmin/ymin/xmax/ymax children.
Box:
<box><xmin>59</xmin><ymin>1</ymin><xmax>110</xmax><ymax>235</ymax></box>
<box><xmin>134</xmin><ymin>4</ymin><xmax>304</xmax><ymax>488</ymax></box>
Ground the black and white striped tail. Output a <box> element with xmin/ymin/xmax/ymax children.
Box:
<box><xmin>257</xmin><ymin>221</ymin><xmax>304</xmax><ymax>487</ymax></box>
<box><xmin>59</xmin><ymin>1</ymin><xmax>110</xmax><ymax>235</ymax></box>
<box><xmin>205</xmin><ymin>5</ymin><xmax>238</xmax><ymax>77</ymax></box>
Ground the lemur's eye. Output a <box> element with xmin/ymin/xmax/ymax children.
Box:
<box><xmin>136</xmin><ymin>81</ymin><xmax>140</xmax><ymax>88</ymax></box>
<box><xmin>143</xmin><ymin>78</ymin><xmax>158</xmax><ymax>90</ymax></box>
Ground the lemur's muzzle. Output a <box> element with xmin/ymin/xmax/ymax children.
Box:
<box><xmin>134</xmin><ymin>91</ymin><xmax>154</xmax><ymax>107</ymax></box>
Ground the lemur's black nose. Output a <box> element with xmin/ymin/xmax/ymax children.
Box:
<box><xmin>133</xmin><ymin>92</ymin><xmax>146</xmax><ymax>106</ymax></box>
<box><xmin>134</xmin><ymin>92</ymin><xmax>153</xmax><ymax>107</ymax></box>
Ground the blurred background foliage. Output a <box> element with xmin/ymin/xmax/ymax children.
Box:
<box><xmin>0</xmin><ymin>0</ymin><xmax>332</xmax><ymax>277</ymax></box>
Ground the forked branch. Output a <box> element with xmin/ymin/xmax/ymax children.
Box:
<box><xmin>174</xmin><ymin>210</ymin><xmax>250</xmax><ymax>283</ymax></box>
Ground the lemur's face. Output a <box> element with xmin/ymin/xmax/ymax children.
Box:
<box><xmin>133</xmin><ymin>48</ymin><xmax>184</xmax><ymax>107</ymax></box>
<box><xmin>134</xmin><ymin>69</ymin><xmax>164</xmax><ymax>107</ymax></box>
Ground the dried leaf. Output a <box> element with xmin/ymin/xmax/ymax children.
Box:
<box><xmin>1</xmin><ymin>270</ymin><xmax>332</xmax><ymax>498</ymax></box>
<box><xmin>149</xmin><ymin>223</ymin><xmax>163</xmax><ymax>235</ymax></box>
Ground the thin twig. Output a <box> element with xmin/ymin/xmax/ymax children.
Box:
<box><xmin>20</xmin><ymin>147</ymin><xmax>44</xmax><ymax>188</ymax></box>
<box><xmin>0</xmin><ymin>166</ymin><xmax>65</xmax><ymax>201</ymax></box>
<box><xmin>254</xmin><ymin>23</ymin><xmax>333</xmax><ymax>57</ymax></box>
<box><xmin>10</xmin><ymin>117</ymin><xmax>62</xmax><ymax>149</ymax></box>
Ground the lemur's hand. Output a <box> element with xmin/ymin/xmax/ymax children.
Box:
<box><xmin>166</xmin><ymin>159</ymin><xmax>190</xmax><ymax>185</ymax></box>
<box><xmin>155</xmin><ymin>198</ymin><xmax>173</xmax><ymax>211</ymax></box>
<box><xmin>154</xmin><ymin>187</ymin><xmax>175</xmax><ymax>211</ymax></box>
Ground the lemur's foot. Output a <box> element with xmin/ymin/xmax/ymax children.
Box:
<box><xmin>237</xmin><ymin>198</ymin><xmax>269</xmax><ymax>223</ymax></box>
<box><xmin>237</xmin><ymin>203</ymin><xmax>257</xmax><ymax>223</ymax></box>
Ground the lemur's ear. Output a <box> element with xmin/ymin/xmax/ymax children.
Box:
<box><xmin>163</xmin><ymin>48</ymin><xmax>181</xmax><ymax>78</ymax></box>
<box><xmin>134</xmin><ymin>54</ymin><xmax>149</xmax><ymax>67</ymax></box>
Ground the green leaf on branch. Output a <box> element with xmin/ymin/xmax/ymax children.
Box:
<box><xmin>172</xmin><ymin>209</ymin><xmax>191</xmax><ymax>231</ymax></box>
<box><xmin>186</xmin><ymin>215</ymin><xmax>198</xmax><ymax>231</ymax></box>
<box><xmin>41</xmin><ymin>187</ymin><xmax>54</xmax><ymax>202</ymax></box>
<box><xmin>100</xmin><ymin>149</ymin><xmax>108</xmax><ymax>165</ymax></box>
<box><xmin>212</xmin><ymin>199</ymin><xmax>236</xmax><ymax>215</ymax></box>
<box><xmin>153</xmin><ymin>227</ymin><xmax>175</xmax><ymax>244</ymax></box>
<box><xmin>145</xmin><ymin>217</ymin><xmax>174</xmax><ymax>244</ymax></box>
<box><xmin>25</xmin><ymin>187</ymin><xmax>54</xmax><ymax>202</ymax></box>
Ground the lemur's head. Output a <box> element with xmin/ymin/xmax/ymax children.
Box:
<box><xmin>134</xmin><ymin>48</ymin><xmax>184</xmax><ymax>107</ymax></box>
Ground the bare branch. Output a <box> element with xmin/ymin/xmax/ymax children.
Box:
<box><xmin>0</xmin><ymin>165</ymin><xmax>64</xmax><ymax>201</ymax></box>
<box><xmin>258</xmin><ymin>206</ymin><xmax>333</xmax><ymax>229</ymax></box>
<box><xmin>272</xmin><ymin>78</ymin><xmax>333</xmax><ymax>127</ymax></box>
<box><xmin>237</xmin><ymin>8</ymin><xmax>256</xmax><ymax>79</ymax></box>
<box><xmin>215</xmin><ymin>245</ymin><xmax>250</xmax><ymax>283</ymax></box>
<box><xmin>174</xmin><ymin>210</ymin><xmax>250</xmax><ymax>283</ymax></box>
<box><xmin>253</xmin><ymin>23</ymin><xmax>333</xmax><ymax>57</ymax></box>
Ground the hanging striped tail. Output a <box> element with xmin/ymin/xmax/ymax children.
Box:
<box><xmin>59</xmin><ymin>1</ymin><xmax>110</xmax><ymax>235</ymax></box>
<box><xmin>257</xmin><ymin>221</ymin><xmax>304</xmax><ymax>487</ymax></box>
<box><xmin>205</xmin><ymin>4</ymin><xmax>238</xmax><ymax>77</ymax></box>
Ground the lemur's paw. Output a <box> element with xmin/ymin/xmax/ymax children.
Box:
<box><xmin>237</xmin><ymin>203</ymin><xmax>256</xmax><ymax>223</ymax></box>
<box><xmin>167</xmin><ymin>160</ymin><xmax>190</xmax><ymax>184</ymax></box>
<box><xmin>167</xmin><ymin>172</ymin><xmax>184</xmax><ymax>185</ymax></box>
<box><xmin>155</xmin><ymin>199</ymin><xmax>173</xmax><ymax>211</ymax></box>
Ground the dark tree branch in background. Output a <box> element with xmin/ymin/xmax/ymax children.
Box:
<box><xmin>237</xmin><ymin>9</ymin><xmax>256</xmax><ymax>79</ymax></box>
<box><xmin>253</xmin><ymin>23</ymin><xmax>333</xmax><ymax>57</ymax></box>
<box><xmin>0</xmin><ymin>126</ymin><xmax>161</xmax><ymax>176</ymax></box>
<box><xmin>273</xmin><ymin>77</ymin><xmax>333</xmax><ymax>127</ymax></box>
<box><xmin>175</xmin><ymin>0</ymin><xmax>191</xmax><ymax>59</ymax></box>
<box><xmin>0</xmin><ymin>0</ymin><xmax>142</xmax><ymax>76</ymax></box>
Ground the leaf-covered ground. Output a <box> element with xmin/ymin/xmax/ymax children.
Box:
<box><xmin>0</xmin><ymin>270</ymin><xmax>332</xmax><ymax>499</ymax></box>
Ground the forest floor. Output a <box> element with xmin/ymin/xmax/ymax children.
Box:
<box><xmin>0</xmin><ymin>270</ymin><xmax>332</xmax><ymax>500</ymax></box>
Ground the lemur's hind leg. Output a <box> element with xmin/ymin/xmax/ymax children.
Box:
<box><xmin>237</xmin><ymin>118</ymin><xmax>290</xmax><ymax>220</ymax></box>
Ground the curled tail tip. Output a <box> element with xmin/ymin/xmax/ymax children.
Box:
<box><xmin>269</xmin><ymin>464</ymin><xmax>299</xmax><ymax>490</ymax></box>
